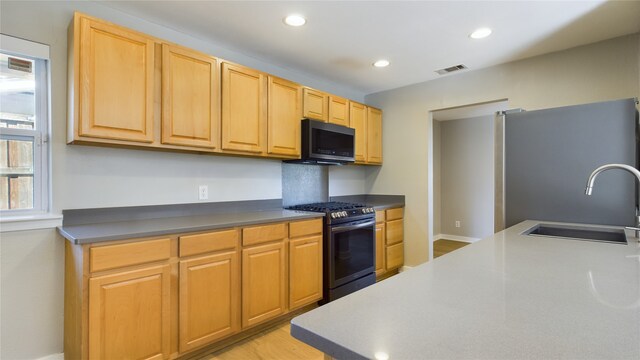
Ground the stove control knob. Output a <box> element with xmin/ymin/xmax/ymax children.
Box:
<box><xmin>331</xmin><ymin>213</ymin><xmax>336</xmax><ymax>218</ymax></box>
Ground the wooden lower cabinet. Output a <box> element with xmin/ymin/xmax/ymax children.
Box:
<box><xmin>179</xmin><ymin>250</ymin><xmax>240</xmax><ymax>353</ymax></box>
<box><xmin>65</xmin><ymin>218</ymin><xmax>323</xmax><ymax>359</ymax></box>
<box><xmin>375</xmin><ymin>207</ymin><xmax>405</xmax><ymax>278</ymax></box>
<box><xmin>88</xmin><ymin>264</ymin><xmax>171</xmax><ymax>360</ymax></box>
<box><xmin>242</xmin><ymin>240</ymin><xmax>287</xmax><ymax>329</ymax></box>
<box><xmin>386</xmin><ymin>242</ymin><xmax>404</xmax><ymax>271</ymax></box>
<box><xmin>384</xmin><ymin>208</ymin><xmax>404</xmax><ymax>272</ymax></box>
<box><xmin>289</xmin><ymin>235</ymin><xmax>323</xmax><ymax>310</ymax></box>
<box><xmin>386</xmin><ymin>219</ymin><xmax>404</xmax><ymax>246</ymax></box>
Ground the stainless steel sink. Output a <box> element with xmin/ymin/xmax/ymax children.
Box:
<box><xmin>523</xmin><ymin>223</ymin><xmax>628</xmax><ymax>245</ymax></box>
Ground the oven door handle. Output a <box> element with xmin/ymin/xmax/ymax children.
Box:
<box><xmin>331</xmin><ymin>219</ymin><xmax>375</xmax><ymax>233</ymax></box>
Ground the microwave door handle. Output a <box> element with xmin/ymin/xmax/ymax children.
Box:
<box><xmin>331</xmin><ymin>220</ymin><xmax>375</xmax><ymax>233</ymax></box>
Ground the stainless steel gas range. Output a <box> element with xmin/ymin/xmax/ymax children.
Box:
<box><xmin>287</xmin><ymin>201</ymin><xmax>376</xmax><ymax>303</ymax></box>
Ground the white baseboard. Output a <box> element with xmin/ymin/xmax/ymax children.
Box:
<box><xmin>36</xmin><ymin>353</ymin><xmax>63</xmax><ymax>360</ymax></box>
<box><xmin>399</xmin><ymin>265</ymin><xmax>413</xmax><ymax>272</ymax></box>
<box><xmin>434</xmin><ymin>233</ymin><xmax>481</xmax><ymax>243</ymax></box>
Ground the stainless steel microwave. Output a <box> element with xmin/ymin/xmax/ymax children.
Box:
<box><xmin>287</xmin><ymin>119</ymin><xmax>355</xmax><ymax>165</ymax></box>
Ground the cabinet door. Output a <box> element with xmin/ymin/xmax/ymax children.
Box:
<box><xmin>242</xmin><ymin>241</ymin><xmax>287</xmax><ymax>328</ymax></box>
<box><xmin>375</xmin><ymin>223</ymin><xmax>386</xmax><ymax>277</ymax></box>
<box><xmin>303</xmin><ymin>88</ymin><xmax>328</xmax><ymax>121</ymax></box>
<box><xmin>268</xmin><ymin>76</ymin><xmax>302</xmax><ymax>157</ymax></box>
<box><xmin>328</xmin><ymin>96</ymin><xmax>349</xmax><ymax>127</ymax></box>
<box><xmin>386</xmin><ymin>219</ymin><xmax>404</xmax><ymax>246</ymax></box>
<box><xmin>162</xmin><ymin>44</ymin><xmax>218</xmax><ymax>149</ymax></box>
<box><xmin>179</xmin><ymin>251</ymin><xmax>240</xmax><ymax>353</ymax></box>
<box><xmin>366</xmin><ymin>107</ymin><xmax>383</xmax><ymax>164</ymax></box>
<box><xmin>78</xmin><ymin>16</ymin><xmax>155</xmax><ymax>143</ymax></box>
<box><xmin>89</xmin><ymin>265</ymin><xmax>170</xmax><ymax>360</ymax></box>
<box><xmin>386</xmin><ymin>242</ymin><xmax>404</xmax><ymax>271</ymax></box>
<box><xmin>349</xmin><ymin>101</ymin><xmax>367</xmax><ymax>163</ymax></box>
<box><xmin>289</xmin><ymin>235</ymin><xmax>322</xmax><ymax>310</ymax></box>
<box><xmin>221</xmin><ymin>63</ymin><xmax>267</xmax><ymax>154</ymax></box>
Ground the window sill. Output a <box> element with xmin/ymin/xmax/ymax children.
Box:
<box><xmin>0</xmin><ymin>213</ymin><xmax>63</xmax><ymax>233</ymax></box>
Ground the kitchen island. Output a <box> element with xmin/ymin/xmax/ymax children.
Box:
<box><xmin>291</xmin><ymin>220</ymin><xmax>640</xmax><ymax>359</ymax></box>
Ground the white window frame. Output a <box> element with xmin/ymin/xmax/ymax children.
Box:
<box><xmin>0</xmin><ymin>34</ymin><xmax>59</xmax><ymax>231</ymax></box>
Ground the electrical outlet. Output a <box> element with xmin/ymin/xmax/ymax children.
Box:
<box><xmin>455</xmin><ymin>220</ymin><xmax>461</xmax><ymax>228</ymax></box>
<box><xmin>198</xmin><ymin>185</ymin><xmax>209</xmax><ymax>201</ymax></box>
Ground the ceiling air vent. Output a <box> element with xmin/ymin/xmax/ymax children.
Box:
<box><xmin>435</xmin><ymin>64</ymin><xmax>467</xmax><ymax>75</ymax></box>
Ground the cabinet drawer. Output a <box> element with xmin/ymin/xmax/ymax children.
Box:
<box><xmin>386</xmin><ymin>242</ymin><xmax>404</xmax><ymax>271</ymax></box>
<box><xmin>375</xmin><ymin>210</ymin><xmax>385</xmax><ymax>223</ymax></box>
<box><xmin>289</xmin><ymin>218</ymin><xmax>323</xmax><ymax>238</ymax></box>
<box><xmin>90</xmin><ymin>238</ymin><xmax>171</xmax><ymax>272</ymax></box>
<box><xmin>386</xmin><ymin>207</ymin><xmax>404</xmax><ymax>221</ymax></box>
<box><xmin>242</xmin><ymin>223</ymin><xmax>287</xmax><ymax>246</ymax></box>
<box><xmin>179</xmin><ymin>229</ymin><xmax>238</xmax><ymax>257</ymax></box>
<box><xmin>386</xmin><ymin>219</ymin><xmax>404</xmax><ymax>245</ymax></box>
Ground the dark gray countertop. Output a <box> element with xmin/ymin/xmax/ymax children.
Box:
<box><xmin>331</xmin><ymin>194</ymin><xmax>405</xmax><ymax>210</ymax></box>
<box><xmin>58</xmin><ymin>209</ymin><xmax>322</xmax><ymax>244</ymax></box>
<box><xmin>58</xmin><ymin>195</ymin><xmax>404</xmax><ymax>245</ymax></box>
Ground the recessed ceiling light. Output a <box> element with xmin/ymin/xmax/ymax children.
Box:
<box><xmin>373</xmin><ymin>59</ymin><xmax>390</xmax><ymax>68</ymax></box>
<box><xmin>284</xmin><ymin>14</ymin><xmax>306</xmax><ymax>27</ymax></box>
<box><xmin>470</xmin><ymin>27</ymin><xmax>492</xmax><ymax>39</ymax></box>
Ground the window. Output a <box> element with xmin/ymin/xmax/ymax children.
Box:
<box><xmin>0</xmin><ymin>35</ymin><xmax>50</xmax><ymax>216</ymax></box>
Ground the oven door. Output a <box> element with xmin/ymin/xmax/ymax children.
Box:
<box><xmin>329</xmin><ymin>218</ymin><xmax>375</xmax><ymax>289</ymax></box>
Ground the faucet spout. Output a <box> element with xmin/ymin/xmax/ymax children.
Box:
<box><xmin>585</xmin><ymin>164</ymin><xmax>640</xmax><ymax>196</ymax></box>
<box><xmin>585</xmin><ymin>163</ymin><xmax>640</xmax><ymax>240</ymax></box>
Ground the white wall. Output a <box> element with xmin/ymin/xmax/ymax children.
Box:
<box><xmin>0</xmin><ymin>2</ymin><xmax>366</xmax><ymax>359</ymax></box>
<box><xmin>439</xmin><ymin>115</ymin><xmax>494</xmax><ymax>239</ymax></box>
<box><xmin>0</xmin><ymin>229</ymin><xmax>64</xmax><ymax>360</ymax></box>
<box><xmin>365</xmin><ymin>34</ymin><xmax>640</xmax><ymax>266</ymax></box>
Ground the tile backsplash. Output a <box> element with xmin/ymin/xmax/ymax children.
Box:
<box><xmin>282</xmin><ymin>163</ymin><xmax>328</xmax><ymax>207</ymax></box>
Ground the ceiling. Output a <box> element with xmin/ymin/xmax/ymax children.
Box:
<box><xmin>102</xmin><ymin>1</ymin><xmax>640</xmax><ymax>96</ymax></box>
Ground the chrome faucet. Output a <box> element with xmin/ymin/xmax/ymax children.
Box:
<box><xmin>585</xmin><ymin>163</ymin><xmax>640</xmax><ymax>239</ymax></box>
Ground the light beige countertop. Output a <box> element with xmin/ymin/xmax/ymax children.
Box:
<box><xmin>291</xmin><ymin>220</ymin><xmax>640</xmax><ymax>360</ymax></box>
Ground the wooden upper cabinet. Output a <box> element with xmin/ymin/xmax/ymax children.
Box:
<box><xmin>75</xmin><ymin>14</ymin><xmax>155</xmax><ymax>143</ymax></box>
<box><xmin>366</xmin><ymin>107</ymin><xmax>383</xmax><ymax>164</ymax></box>
<box><xmin>268</xmin><ymin>76</ymin><xmax>302</xmax><ymax>157</ymax></box>
<box><xmin>349</xmin><ymin>101</ymin><xmax>367</xmax><ymax>163</ymax></box>
<box><xmin>303</xmin><ymin>88</ymin><xmax>328</xmax><ymax>121</ymax></box>
<box><xmin>221</xmin><ymin>62</ymin><xmax>267</xmax><ymax>154</ymax></box>
<box><xmin>88</xmin><ymin>265</ymin><xmax>171</xmax><ymax>360</ymax></box>
<box><xmin>328</xmin><ymin>96</ymin><xmax>349</xmax><ymax>127</ymax></box>
<box><xmin>161</xmin><ymin>44</ymin><xmax>218</xmax><ymax>149</ymax></box>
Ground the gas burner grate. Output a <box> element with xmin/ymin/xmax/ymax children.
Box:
<box><xmin>287</xmin><ymin>201</ymin><xmax>367</xmax><ymax>212</ymax></box>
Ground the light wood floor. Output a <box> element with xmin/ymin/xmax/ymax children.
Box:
<box><xmin>204</xmin><ymin>322</ymin><xmax>324</xmax><ymax>360</ymax></box>
<box><xmin>433</xmin><ymin>239</ymin><xmax>470</xmax><ymax>258</ymax></box>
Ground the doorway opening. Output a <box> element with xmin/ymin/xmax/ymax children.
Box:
<box><xmin>428</xmin><ymin>99</ymin><xmax>508</xmax><ymax>260</ymax></box>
